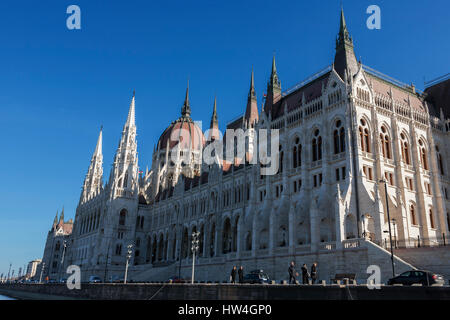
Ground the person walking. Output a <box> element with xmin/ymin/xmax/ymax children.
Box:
<box><xmin>238</xmin><ymin>266</ymin><xmax>244</xmax><ymax>284</ymax></box>
<box><xmin>301</xmin><ymin>264</ymin><xmax>309</xmax><ymax>284</ymax></box>
<box><xmin>310</xmin><ymin>262</ymin><xmax>318</xmax><ymax>284</ymax></box>
<box><xmin>230</xmin><ymin>266</ymin><xmax>237</xmax><ymax>284</ymax></box>
<box><xmin>288</xmin><ymin>261</ymin><xmax>298</xmax><ymax>284</ymax></box>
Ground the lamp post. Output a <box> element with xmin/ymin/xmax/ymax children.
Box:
<box><xmin>392</xmin><ymin>218</ymin><xmax>398</xmax><ymax>248</ymax></box>
<box><xmin>124</xmin><ymin>244</ymin><xmax>133</xmax><ymax>284</ymax></box>
<box><xmin>380</xmin><ymin>179</ymin><xmax>395</xmax><ymax>278</ymax></box>
<box><xmin>59</xmin><ymin>240</ymin><xmax>68</xmax><ymax>281</ymax></box>
<box><xmin>104</xmin><ymin>241</ymin><xmax>111</xmax><ymax>283</ymax></box>
<box><xmin>7</xmin><ymin>263</ymin><xmax>11</xmax><ymax>283</ymax></box>
<box><xmin>39</xmin><ymin>263</ymin><xmax>46</xmax><ymax>284</ymax></box>
<box><xmin>191</xmin><ymin>231</ymin><xmax>200</xmax><ymax>284</ymax></box>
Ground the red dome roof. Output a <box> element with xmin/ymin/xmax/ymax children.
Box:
<box><xmin>158</xmin><ymin>116</ymin><xmax>205</xmax><ymax>151</ymax></box>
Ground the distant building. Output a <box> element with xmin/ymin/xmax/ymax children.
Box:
<box><xmin>26</xmin><ymin>259</ymin><xmax>42</xmax><ymax>279</ymax></box>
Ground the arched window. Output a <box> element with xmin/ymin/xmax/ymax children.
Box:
<box><xmin>419</xmin><ymin>139</ymin><xmax>428</xmax><ymax>170</ymax></box>
<box><xmin>292</xmin><ymin>137</ymin><xmax>301</xmax><ymax>168</ymax></box>
<box><xmin>447</xmin><ymin>212</ymin><xmax>450</xmax><ymax>232</ymax></box>
<box><xmin>359</xmin><ymin>119</ymin><xmax>371</xmax><ymax>153</ymax></box>
<box><xmin>278</xmin><ymin>145</ymin><xmax>284</xmax><ymax>174</ymax></box>
<box><xmin>436</xmin><ymin>146</ymin><xmax>445</xmax><ymax>175</ymax></box>
<box><xmin>410</xmin><ymin>205</ymin><xmax>417</xmax><ymax>226</ymax></box>
<box><xmin>429</xmin><ymin>209</ymin><xmax>435</xmax><ymax>229</ymax></box>
<box><xmin>312</xmin><ymin>129</ymin><xmax>322</xmax><ymax>161</ymax></box>
<box><xmin>379</xmin><ymin>126</ymin><xmax>392</xmax><ymax>159</ymax></box>
<box><xmin>333</xmin><ymin>120</ymin><xmax>345</xmax><ymax>154</ymax></box>
<box><xmin>400</xmin><ymin>133</ymin><xmax>411</xmax><ymax>165</ymax></box>
<box><xmin>119</xmin><ymin>209</ymin><xmax>127</xmax><ymax>226</ymax></box>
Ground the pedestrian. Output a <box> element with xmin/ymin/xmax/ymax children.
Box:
<box><xmin>301</xmin><ymin>264</ymin><xmax>309</xmax><ymax>284</ymax></box>
<box><xmin>288</xmin><ymin>261</ymin><xmax>298</xmax><ymax>284</ymax></box>
<box><xmin>238</xmin><ymin>266</ymin><xmax>244</xmax><ymax>284</ymax></box>
<box><xmin>310</xmin><ymin>262</ymin><xmax>318</xmax><ymax>284</ymax></box>
<box><xmin>230</xmin><ymin>266</ymin><xmax>237</xmax><ymax>283</ymax></box>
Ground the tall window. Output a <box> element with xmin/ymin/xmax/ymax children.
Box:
<box><xmin>429</xmin><ymin>209</ymin><xmax>435</xmax><ymax>229</ymax></box>
<box><xmin>410</xmin><ymin>205</ymin><xmax>417</xmax><ymax>226</ymax></box>
<box><xmin>419</xmin><ymin>139</ymin><xmax>428</xmax><ymax>170</ymax></box>
<box><xmin>436</xmin><ymin>146</ymin><xmax>445</xmax><ymax>175</ymax></box>
<box><xmin>359</xmin><ymin>119</ymin><xmax>371</xmax><ymax>153</ymax></box>
<box><xmin>312</xmin><ymin>129</ymin><xmax>322</xmax><ymax>161</ymax></box>
<box><xmin>119</xmin><ymin>209</ymin><xmax>127</xmax><ymax>226</ymax></box>
<box><xmin>400</xmin><ymin>133</ymin><xmax>411</xmax><ymax>165</ymax></box>
<box><xmin>379</xmin><ymin>126</ymin><xmax>392</xmax><ymax>159</ymax></box>
<box><xmin>278</xmin><ymin>145</ymin><xmax>284</xmax><ymax>174</ymax></box>
<box><xmin>333</xmin><ymin>120</ymin><xmax>345</xmax><ymax>154</ymax></box>
<box><xmin>292</xmin><ymin>137</ymin><xmax>302</xmax><ymax>168</ymax></box>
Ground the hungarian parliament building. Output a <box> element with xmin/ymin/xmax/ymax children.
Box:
<box><xmin>40</xmin><ymin>9</ymin><xmax>450</xmax><ymax>283</ymax></box>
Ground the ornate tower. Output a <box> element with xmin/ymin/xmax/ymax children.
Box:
<box><xmin>109</xmin><ymin>91</ymin><xmax>139</xmax><ymax>200</ymax></box>
<box><xmin>245</xmin><ymin>68</ymin><xmax>259</xmax><ymax>128</ymax></box>
<box><xmin>264</xmin><ymin>55</ymin><xmax>282</xmax><ymax>117</ymax></box>
<box><xmin>208</xmin><ymin>96</ymin><xmax>220</xmax><ymax>142</ymax></box>
<box><xmin>334</xmin><ymin>8</ymin><xmax>358</xmax><ymax>80</ymax></box>
<box><xmin>79</xmin><ymin>127</ymin><xmax>103</xmax><ymax>204</ymax></box>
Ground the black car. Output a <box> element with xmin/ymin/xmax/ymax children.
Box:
<box><xmin>388</xmin><ymin>270</ymin><xmax>445</xmax><ymax>286</ymax></box>
<box><xmin>242</xmin><ymin>270</ymin><xmax>270</xmax><ymax>284</ymax></box>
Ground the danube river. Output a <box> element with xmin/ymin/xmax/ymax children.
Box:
<box><xmin>0</xmin><ymin>294</ymin><xmax>15</xmax><ymax>300</ymax></box>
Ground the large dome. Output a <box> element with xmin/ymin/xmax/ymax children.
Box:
<box><xmin>158</xmin><ymin>116</ymin><xmax>205</xmax><ymax>151</ymax></box>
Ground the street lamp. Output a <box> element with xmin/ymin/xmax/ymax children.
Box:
<box><xmin>59</xmin><ymin>240</ymin><xmax>68</xmax><ymax>281</ymax></box>
<box><xmin>39</xmin><ymin>263</ymin><xmax>46</xmax><ymax>284</ymax></box>
<box><xmin>379</xmin><ymin>179</ymin><xmax>396</xmax><ymax>278</ymax></box>
<box><xmin>7</xmin><ymin>263</ymin><xmax>11</xmax><ymax>284</ymax></box>
<box><xmin>191</xmin><ymin>231</ymin><xmax>200</xmax><ymax>284</ymax></box>
<box><xmin>124</xmin><ymin>244</ymin><xmax>133</xmax><ymax>284</ymax></box>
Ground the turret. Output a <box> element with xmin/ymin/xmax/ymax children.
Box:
<box><xmin>109</xmin><ymin>91</ymin><xmax>139</xmax><ymax>199</ymax></box>
<box><xmin>264</xmin><ymin>55</ymin><xmax>282</xmax><ymax>116</ymax></box>
<box><xmin>79</xmin><ymin>126</ymin><xmax>104</xmax><ymax>204</ymax></box>
<box><xmin>334</xmin><ymin>7</ymin><xmax>359</xmax><ymax>80</ymax></box>
<box><xmin>245</xmin><ymin>68</ymin><xmax>259</xmax><ymax>127</ymax></box>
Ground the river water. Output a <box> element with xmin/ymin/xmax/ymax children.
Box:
<box><xmin>0</xmin><ymin>294</ymin><xmax>15</xmax><ymax>300</ymax></box>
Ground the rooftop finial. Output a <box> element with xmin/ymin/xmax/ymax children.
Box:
<box><xmin>181</xmin><ymin>80</ymin><xmax>191</xmax><ymax>117</ymax></box>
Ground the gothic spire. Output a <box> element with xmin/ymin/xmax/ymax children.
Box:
<box><xmin>208</xmin><ymin>96</ymin><xmax>220</xmax><ymax>141</ymax></box>
<box><xmin>109</xmin><ymin>92</ymin><xmax>139</xmax><ymax>199</ymax></box>
<box><xmin>59</xmin><ymin>207</ymin><xmax>64</xmax><ymax>223</ymax></box>
<box><xmin>264</xmin><ymin>55</ymin><xmax>282</xmax><ymax>115</ymax></box>
<box><xmin>245</xmin><ymin>68</ymin><xmax>258</xmax><ymax>126</ymax></box>
<box><xmin>181</xmin><ymin>81</ymin><xmax>191</xmax><ymax>118</ymax></box>
<box><xmin>211</xmin><ymin>96</ymin><xmax>218</xmax><ymax>126</ymax></box>
<box><xmin>80</xmin><ymin>127</ymin><xmax>104</xmax><ymax>204</ymax></box>
<box><xmin>125</xmin><ymin>90</ymin><xmax>136</xmax><ymax>128</ymax></box>
<box><xmin>53</xmin><ymin>211</ymin><xmax>58</xmax><ymax>226</ymax></box>
<box><xmin>334</xmin><ymin>7</ymin><xmax>358</xmax><ymax>80</ymax></box>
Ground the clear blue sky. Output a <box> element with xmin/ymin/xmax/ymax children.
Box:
<box><xmin>0</xmin><ymin>0</ymin><xmax>449</xmax><ymax>277</ymax></box>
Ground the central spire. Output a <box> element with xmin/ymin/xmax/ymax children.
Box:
<box><xmin>181</xmin><ymin>81</ymin><xmax>191</xmax><ymax>118</ymax></box>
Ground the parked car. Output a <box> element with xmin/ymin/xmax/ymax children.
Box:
<box><xmin>168</xmin><ymin>276</ymin><xmax>187</xmax><ymax>283</ymax></box>
<box><xmin>242</xmin><ymin>270</ymin><xmax>270</xmax><ymax>284</ymax></box>
<box><xmin>88</xmin><ymin>275</ymin><xmax>102</xmax><ymax>283</ymax></box>
<box><xmin>388</xmin><ymin>270</ymin><xmax>445</xmax><ymax>286</ymax></box>
<box><xmin>108</xmin><ymin>275</ymin><xmax>124</xmax><ymax>283</ymax></box>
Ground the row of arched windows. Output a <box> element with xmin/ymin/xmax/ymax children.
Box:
<box><xmin>359</xmin><ymin>120</ymin><xmax>436</xmax><ymax>172</ymax></box>
<box><xmin>80</xmin><ymin>210</ymin><xmax>101</xmax><ymax>235</ymax></box>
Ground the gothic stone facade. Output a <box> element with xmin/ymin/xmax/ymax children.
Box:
<box><xmin>41</xmin><ymin>10</ymin><xmax>450</xmax><ymax>283</ymax></box>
